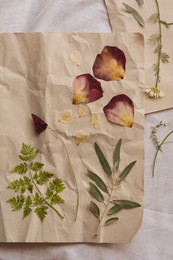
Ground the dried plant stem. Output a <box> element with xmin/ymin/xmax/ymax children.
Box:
<box><xmin>155</xmin><ymin>0</ymin><xmax>162</xmax><ymax>88</ymax></box>
<box><xmin>48</xmin><ymin>127</ymin><xmax>79</xmax><ymax>221</ymax></box>
<box><xmin>29</xmin><ymin>165</ymin><xmax>64</xmax><ymax>219</ymax></box>
<box><xmin>152</xmin><ymin>130</ymin><xmax>173</xmax><ymax>177</ymax></box>
<box><xmin>95</xmin><ymin>184</ymin><xmax>114</xmax><ymax>237</ymax></box>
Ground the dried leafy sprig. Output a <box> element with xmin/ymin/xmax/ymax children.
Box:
<box><xmin>7</xmin><ymin>143</ymin><xmax>65</xmax><ymax>222</ymax></box>
<box><xmin>122</xmin><ymin>2</ymin><xmax>144</xmax><ymax>27</ymax></box>
<box><xmin>151</xmin><ymin>122</ymin><xmax>173</xmax><ymax>177</ymax></box>
<box><xmin>150</xmin><ymin>121</ymin><xmax>166</xmax><ymax>150</ymax></box>
<box><xmin>146</xmin><ymin>0</ymin><xmax>173</xmax><ymax>98</ymax></box>
<box><xmin>88</xmin><ymin>139</ymin><xmax>141</xmax><ymax>237</ymax></box>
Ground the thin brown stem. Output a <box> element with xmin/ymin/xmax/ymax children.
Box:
<box><xmin>152</xmin><ymin>130</ymin><xmax>173</xmax><ymax>177</ymax></box>
<box><xmin>48</xmin><ymin>127</ymin><xmax>79</xmax><ymax>221</ymax></box>
<box><xmin>94</xmin><ymin>184</ymin><xmax>114</xmax><ymax>237</ymax></box>
<box><xmin>155</xmin><ymin>0</ymin><xmax>162</xmax><ymax>89</ymax></box>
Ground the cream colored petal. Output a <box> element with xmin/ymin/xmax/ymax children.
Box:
<box><xmin>59</xmin><ymin>110</ymin><xmax>73</xmax><ymax>123</ymax></box>
<box><xmin>75</xmin><ymin>130</ymin><xmax>90</xmax><ymax>146</ymax></box>
<box><xmin>89</xmin><ymin>113</ymin><xmax>100</xmax><ymax>129</ymax></box>
<box><xmin>69</xmin><ymin>50</ymin><xmax>81</xmax><ymax>66</ymax></box>
<box><xmin>78</xmin><ymin>104</ymin><xmax>90</xmax><ymax>118</ymax></box>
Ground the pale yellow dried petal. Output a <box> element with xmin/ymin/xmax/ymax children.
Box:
<box><xmin>59</xmin><ymin>110</ymin><xmax>73</xmax><ymax>123</ymax></box>
<box><xmin>89</xmin><ymin>113</ymin><xmax>100</xmax><ymax>129</ymax></box>
<box><xmin>75</xmin><ymin>130</ymin><xmax>90</xmax><ymax>146</ymax></box>
<box><xmin>69</xmin><ymin>50</ymin><xmax>81</xmax><ymax>66</ymax></box>
<box><xmin>78</xmin><ymin>104</ymin><xmax>90</xmax><ymax>118</ymax></box>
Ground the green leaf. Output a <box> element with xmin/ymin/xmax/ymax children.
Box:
<box><xmin>34</xmin><ymin>171</ymin><xmax>54</xmax><ymax>185</ymax></box>
<box><xmin>90</xmin><ymin>201</ymin><xmax>100</xmax><ymax>219</ymax></box>
<box><xmin>49</xmin><ymin>178</ymin><xmax>65</xmax><ymax>193</ymax></box>
<box><xmin>89</xmin><ymin>182</ymin><xmax>104</xmax><ymax>202</ymax></box>
<box><xmin>94</xmin><ymin>143</ymin><xmax>112</xmax><ymax>176</ymax></box>
<box><xmin>122</xmin><ymin>3</ymin><xmax>144</xmax><ymax>27</ymax></box>
<box><xmin>19</xmin><ymin>143</ymin><xmax>38</xmax><ymax>161</ymax></box>
<box><xmin>107</xmin><ymin>204</ymin><xmax>121</xmax><ymax>215</ymax></box>
<box><xmin>149</xmin><ymin>33</ymin><xmax>160</xmax><ymax>45</ymax></box>
<box><xmin>7</xmin><ymin>195</ymin><xmax>24</xmax><ymax>211</ymax></box>
<box><xmin>23</xmin><ymin>176</ymin><xmax>33</xmax><ymax>193</ymax></box>
<box><xmin>160</xmin><ymin>20</ymin><xmax>173</xmax><ymax>28</ymax></box>
<box><xmin>26</xmin><ymin>195</ymin><xmax>32</xmax><ymax>206</ymax></box>
<box><xmin>46</xmin><ymin>187</ymin><xmax>64</xmax><ymax>205</ymax></box>
<box><xmin>118</xmin><ymin>161</ymin><xmax>136</xmax><ymax>183</ymax></box>
<box><xmin>113</xmin><ymin>139</ymin><xmax>122</xmax><ymax>171</ymax></box>
<box><xmin>30</xmin><ymin>162</ymin><xmax>44</xmax><ymax>171</ymax></box>
<box><xmin>23</xmin><ymin>206</ymin><xmax>32</xmax><ymax>218</ymax></box>
<box><xmin>11</xmin><ymin>163</ymin><xmax>28</xmax><ymax>174</ymax></box>
<box><xmin>33</xmin><ymin>193</ymin><xmax>44</xmax><ymax>206</ymax></box>
<box><xmin>8</xmin><ymin>179</ymin><xmax>24</xmax><ymax>193</ymax></box>
<box><xmin>104</xmin><ymin>217</ymin><xmax>119</xmax><ymax>226</ymax></box>
<box><xmin>87</xmin><ymin>170</ymin><xmax>108</xmax><ymax>193</ymax></box>
<box><xmin>136</xmin><ymin>0</ymin><xmax>144</xmax><ymax>6</ymax></box>
<box><xmin>8</xmin><ymin>177</ymin><xmax>33</xmax><ymax>194</ymax></box>
<box><xmin>161</xmin><ymin>52</ymin><xmax>170</xmax><ymax>63</ymax></box>
<box><xmin>49</xmin><ymin>194</ymin><xmax>64</xmax><ymax>205</ymax></box>
<box><xmin>116</xmin><ymin>200</ymin><xmax>141</xmax><ymax>209</ymax></box>
<box><xmin>154</xmin><ymin>44</ymin><xmax>161</xmax><ymax>54</ymax></box>
<box><xmin>35</xmin><ymin>206</ymin><xmax>48</xmax><ymax>223</ymax></box>
<box><xmin>149</xmin><ymin>13</ymin><xmax>159</xmax><ymax>23</ymax></box>
<box><xmin>45</xmin><ymin>188</ymin><xmax>54</xmax><ymax>199</ymax></box>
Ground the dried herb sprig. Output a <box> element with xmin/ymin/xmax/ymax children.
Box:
<box><xmin>88</xmin><ymin>139</ymin><xmax>141</xmax><ymax>237</ymax></box>
<box><xmin>7</xmin><ymin>143</ymin><xmax>65</xmax><ymax>222</ymax></box>
<box><xmin>146</xmin><ymin>0</ymin><xmax>173</xmax><ymax>98</ymax></box>
<box><xmin>151</xmin><ymin>122</ymin><xmax>173</xmax><ymax>177</ymax></box>
<box><xmin>150</xmin><ymin>121</ymin><xmax>166</xmax><ymax>150</ymax></box>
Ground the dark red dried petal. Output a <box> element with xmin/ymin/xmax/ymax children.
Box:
<box><xmin>93</xmin><ymin>46</ymin><xmax>126</xmax><ymax>81</ymax></box>
<box><xmin>31</xmin><ymin>114</ymin><xmax>48</xmax><ymax>134</ymax></box>
<box><xmin>103</xmin><ymin>94</ymin><xmax>134</xmax><ymax>127</ymax></box>
<box><xmin>72</xmin><ymin>74</ymin><xmax>103</xmax><ymax>104</ymax></box>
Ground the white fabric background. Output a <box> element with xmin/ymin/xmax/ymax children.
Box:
<box><xmin>0</xmin><ymin>0</ymin><xmax>173</xmax><ymax>259</ymax></box>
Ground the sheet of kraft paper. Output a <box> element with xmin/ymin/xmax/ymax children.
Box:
<box><xmin>0</xmin><ymin>32</ymin><xmax>144</xmax><ymax>243</ymax></box>
<box><xmin>105</xmin><ymin>0</ymin><xmax>173</xmax><ymax>114</ymax></box>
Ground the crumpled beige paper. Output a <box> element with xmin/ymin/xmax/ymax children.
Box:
<box><xmin>0</xmin><ymin>32</ymin><xmax>144</xmax><ymax>243</ymax></box>
<box><xmin>105</xmin><ymin>0</ymin><xmax>173</xmax><ymax>114</ymax></box>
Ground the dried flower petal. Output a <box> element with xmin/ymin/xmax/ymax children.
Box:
<box><xmin>72</xmin><ymin>74</ymin><xmax>103</xmax><ymax>105</ymax></box>
<box><xmin>103</xmin><ymin>94</ymin><xmax>134</xmax><ymax>127</ymax></box>
<box><xmin>92</xmin><ymin>46</ymin><xmax>126</xmax><ymax>81</ymax></box>
<box><xmin>69</xmin><ymin>50</ymin><xmax>81</xmax><ymax>66</ymax></box>
<box><xmin>78</xmin><ymin>104</ymin><xmax>90</xmax><ymax>118</ymax></box>
<box><xmin>59</xmin><ymin>110</ymin><xmax>73</xmax><ymax>123</ymax></box>
<box><xmin>75</xmin><ymin>130</ymin><xmax>90</xmax><ymax>146</ymax></box>
<box><xmin>145</xmin><ymin>87</ymin><xmax>164</xmax><ymax>99</ymax></box>
<box><xmin>31</xmin><ymin>114</ymin><xmax>48</xmax><ymax>134</ymax></box>
<box><xmin>89</xmin><ymin>114</ymin><xmax>100</xmax><ymax>129</ymax></box>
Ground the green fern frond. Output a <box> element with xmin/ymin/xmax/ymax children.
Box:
<box><xmin>19</xmin><ymin>143</ymin><xmax>38</xmax><ymax>161</ymax></box>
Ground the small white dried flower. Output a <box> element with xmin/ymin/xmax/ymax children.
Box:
<box><xmin>145</xmin><ymin>87</ymin><xmax>164</xmax><ymax>99</ymax></box>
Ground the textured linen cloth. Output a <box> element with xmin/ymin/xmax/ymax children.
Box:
<box><xmin>0</xmin><ymin>0</ymin><xmax>173</xmax><ymax>259</ymax></box>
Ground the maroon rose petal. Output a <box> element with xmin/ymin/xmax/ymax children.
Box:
<box><xmin>103</xmin><ymin>94</ymin><xmax>134</xmax><ymax>127</ymax></box>
<box><xmin>72</xmin><ymin>73</ymin><xmax>103</xmax><ymax>104</ymax></box>
<box><xmin>31</xmin><ymin>114</ymin><xmax>48</xmax><ymax>134</ymax></box>
<box><xmin>93</xmin><ymin>46</ymin><xmax>126</xmax><ymax>81</ymax></box>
